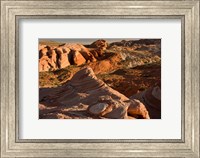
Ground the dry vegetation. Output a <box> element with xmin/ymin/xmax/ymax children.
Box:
<box><xmin>39</xmin><ymin>44</ymin><xmax>161</xmax><ymax>98</ymax></box>
<box><xmin>39</xmin><ymin>39</ymin><xmax>161</xmax><ymax>119</ymax></box>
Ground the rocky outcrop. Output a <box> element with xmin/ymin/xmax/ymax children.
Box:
<box><xmin>39</xmin><ymin>47</ymin><xmax>48</xmax><ymax>58</ymax></box>
<box><xmin>130</xmin><ymin>86</ymin><xmax>161</xmax><ymax>119</ymax></box>
<box><xmin>39</xmin><ymin>67</ymin><xmax>150</xmax><ymax>119</ymax></box>
<box><xmin>72</xmin><ymin>51</ymin><xmax>86</xmax><ymax>66</ymax></box>
<box><xmin>88</xmin><ymin>52</ymin><xmax>122</xmax><ymax>74</ymax></box>
<box><xmin>89</xmin><ymin>39</ymin><xmax>108</xmax><ymax>50</ymax></box>
<box><xmin>39</xmin><ymin>46</ymin><xmax>71</xmax><ymax>72</ymax></box>
<box><xmin>39</xmin><ymin>40</ymin><xmax>109</xmax><ymax>72</ymax></box>
<box><xmin>55</xmin><ymin>48</ymin><xmax>71</xmax><ymax>69</ymax></box>
<box><xmin>90</xmin><ymin>48</ymin><xmax>104</xmax><ymax>58</ymax></box>
<box><xmin>109</xmin><ymin>39</ymin><xmax>161</xmax><ymax>48</ymax></box>
<box><xmin>86</xmin><ymin>40</ymin><xmax>108</xmax><ymax>59</ymax></box>
<box><xmin>59</xmin><ymin>43</ymin><xmax>95</xmax><ymax>62</ymax></box>
<box><xmin>127</xmin><ymin>99</ymin><xmax>150</xmax><ymax>119</ymax></box>
<box><xmin>109</xmin><ymin>39</ymin><xmax>161</xmax><ymax>56</ymax></box>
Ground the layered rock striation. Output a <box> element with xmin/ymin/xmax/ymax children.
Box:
<box><xmin>39</xmin><ymin>67</ymin><xmax>150</xmax><ymax>119</ymax></box>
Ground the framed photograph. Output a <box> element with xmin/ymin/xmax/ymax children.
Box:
<box><xmin>1</xmin><ymin>0</ymin><xmax>199</xmax><ymax>157</ymax></box>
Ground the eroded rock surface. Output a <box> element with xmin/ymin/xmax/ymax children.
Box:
<box><xmin>39</xmin><ymin>67</ymin><xmax>150</xmax><ymax>119</ymax></box>
<box><xmin>130</xmin><ymin>86</ymin><xmax>161</xmax><ymax>119</ymax></box>
<box><xmin>39</xmin><ymin>40</ymin><xmax>109</xmax><ymax>72</ymax></box>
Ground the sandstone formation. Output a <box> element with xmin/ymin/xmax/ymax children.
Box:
<box><xmin>89</xmin><ymin>39</ymin><xmax>108</xmax><ymax>50</ymax></box>
<box><xmin>39</xmin><ymin>67</ymin><xmax>150</xmax><ymax>119</ymax></box>
<box><xmin>109</xmin><ymin>39</ymin><xmax>161</xmax><ymax>48</ymax></box>
<box><xmin>109</xmin><ymin>39</ymin><xmax>161</xmax><ymax>56</ymax></box>
<box><xmin>39</xmin><ymin>46</ymin><xmax>71</xmax><ymax>72</ymax></box>
<box><xmin>88</xmin><ymin>52</ymin><xmax>122</xmax><ymax>74</ymax></box>
<box><xmin>39</xmin><ymin>40</ymin><xmax>108</xmax><ymax>72</ymax></box>
<box><xmin>90</xmin><ymin>48</ymin><xmax>104</xmax><ymax>58</ymax></box>
<box><xmin>72</xmin><ymin>51</ymin><xmax>86</xmax><ymax>66</ymax></box>
<box><xmin>130</xmin><ymin>86</ymin><xmax>161</xmax><ymax>119</ymax></box>
<box><xmin>85</xmin><ymin>39</ymin><xmax>108</xmax><ymax>58</ymax></box>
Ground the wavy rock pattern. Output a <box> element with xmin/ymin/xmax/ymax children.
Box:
<box><xmin>39</xmin><ymin>67</ymin><xmax>150</xmax><ymax>119</ymax></box>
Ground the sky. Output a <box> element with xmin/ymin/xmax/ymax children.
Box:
<box><xmin>39</xmin><ymin>38</ymin><xmax>141</xmax><ymax>45</ymax></box>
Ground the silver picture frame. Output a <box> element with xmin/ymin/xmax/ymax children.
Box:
<box><xmin>1</xmin><ymin>0</ymin><xmax>199</xmax><ymax>157</ymax></box>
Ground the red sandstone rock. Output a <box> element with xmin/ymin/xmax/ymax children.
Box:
<box><xmin>39</xmin><ymin>49</ymin><xmax>60</xmax><ymax>72</ymax></box>
<box><xmin>89</xmin><ymin>52</ymin><xmax>122</xmax><ymax>74</ymax></box>
<box><xmin>39</xmin><ymin>67</ymin><xmax>150</xmax><ymax>119</ymax></box>
<box><xmin>47</xmin><ymin>49</ymin><xmax>58</xmax><ymax>69</ymax></box>
<box><xmin>90</xmin><ymin>39</ymin><xmax>108</xmax><ymax>50</ymax></box>
<box><xmin>54</xmin><ymin>48</ymin><xmax>70</xmax><ymax>69</ymax></box>
<box><xmin>39</xmin><ymin>56</ymin><xmax>52</xmax><ymax>72</ymax></box>
<box><xmin>127</xmin><ymin>99</ymin><xmax>150</xmax><ymax>119</ymax></box>
<box><xmin>39</xmin><ymin>47</ymin><xmax>48</xmax><ymax>58</ymax></box>
<box><xmin>38</xmin><ymin>40</ymin><xmax>111</xmax><ymax>72</ymax></box>
<box><xmin>130</xmin><ymin>86</ymin><xmax>161</xmax><ymax>119</ymax></box>
<box><xmin>39</xmin><ymin>43</ymin><xmax>98</xmax><ymax>72</ymax></box>
<box><xmin>72</xmin><ymin>51</ymin><xmax>86</xmax><ymax>66</ymax></box>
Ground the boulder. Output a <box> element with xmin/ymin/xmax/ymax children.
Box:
<box><xmin>130</xmin><ymin>86</ymin><xmax>161</xmax><ymax>119</ymax></box>
<box><xmin>88</xmin><ymin>102</ymin><xmax>110</xmax><ymax>115</ymax></box>
<box><xmin>72</xmin><ymin>51</ymin><xmax>86</xmax><ymax>66</ymax></box>
<box><xmin>104</xmin><ymin>105</ymin><xmax>129</xmax><ymax>119</ymax></box>
<box><xmin>126</xmin><ymin>99</ymin><xmax>150</xmax><ymax>119</ymax></box>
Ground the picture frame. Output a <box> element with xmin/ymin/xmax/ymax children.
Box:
<box><xmin>0</xmin><ymin>0</ymin><xmax>199</xmax><ymax>157</ymax></box>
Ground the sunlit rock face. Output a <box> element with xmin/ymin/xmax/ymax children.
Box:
<box><xmin>38</xmin><ymin>40</ymin><xmax>109</xmax><ymax>72</ymax></box>
<box><xmin>39</xmin><ymin>67</ymin><xmax>150</xmax><ymax>119</ymax></box>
